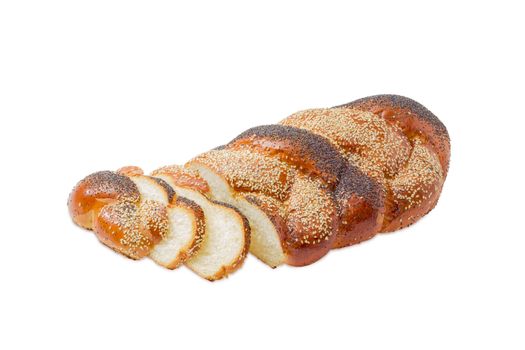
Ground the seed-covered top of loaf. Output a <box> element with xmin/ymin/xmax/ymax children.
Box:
<box><xmin>227</xmin><ymin>124</ymin><xmax>348</xmax><ymax>186</ymax></box>
<box><xmin>191</xmin><ymin>149</ymin><xmax>295</xmax><ymax>202</ymax></box>
<box><xmin>72</xmin><ymin>171</ymin><xmax>141</xmax><ymax>203</ymax></box>
<box><xmin>280</xmin><ymin>108</ymin><xmax>411</xmax><ymax>179</ymax></box>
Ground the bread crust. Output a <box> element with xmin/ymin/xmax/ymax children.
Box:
<box><xmin>229</xmin><ymin>124</ymin><xmax>348</xmax><ymax>186</ymax></box>
<box><xmin>225</xmin><ymin>124</ymin><xmax>384</xmax><ymax>251</ymax></box>
<box><xmin>213</xmin><ymin>94</ymin><xmax>449</xmax><ymax>254</ymax></box>
<box><xmin>243</xmin><ymin>181</ymin><xmax>337</xmax><ymax>267</ymax></box>
<box><xmin>68</xmin><ymin>171</ymin><xmax>140</xmax><ymax>230</ymax></box>
<box><xmin>193</xmin><ymin>129</ymin><xmax>343</xmax><ymax>266</ymax></box>
<box><xmin>339</xmin><ymin>94</ymin><xmax>450</xmax><ymax>177</ymax></box>
<box><xmin>191</xmin><ymin>149</ymin><xmax>294</xmax><ymax>201</ymax></box>
<box><xmin>69</xmin><ymin>168</ymin><xmax>206</xmax><ymax>263</ymax></box>
<box><xmin>94</xmin><ymin>199</ymin><xmax>168</xmax><ymax>259</ymax></box>
<box><xmin>338</xmin><ymin>95</ymin><xmax>449</xmax><ymax>231</ymax></box>
<box><xmin>333</xmin><ymin>165</ymin><xmax>384</xmax><ymax>248</ymax></box>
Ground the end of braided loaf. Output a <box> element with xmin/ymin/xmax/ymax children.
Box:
<box><xmin>338</xmin><ymin>94</ymin><xmax>450</xmax><ymax>177</ymax></box>
<box><xmin>281</xmin><ymin>94</ymin><xmax>449</xmax><ymax>234</ymax></box>
<box><xmin>338</xmin><ymin>94</ymin><xmax>450</xmax><ymax>232</ymax></box>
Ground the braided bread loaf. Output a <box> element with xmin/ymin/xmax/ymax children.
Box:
<box><xmin>68</xmin><ymin>95</ymin><xmax>449</xmax><ymax>279</ymax></box>
<box><xmin>187</xmin><ymin>95</ymin><xmax>449</xmax><ymax>267</ymax></box>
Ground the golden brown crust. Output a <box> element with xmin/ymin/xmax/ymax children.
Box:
<box><xmin>68</xmin><ymin>171</ymin><xmax>140</xmax><ymax>230</ymax></box>
<box><xmin>94</xmin><ymin>200</ymin><xmax>169</xmax><ymax>259</ymax></box>
<box><xmin>279</xmin><ymin>97</ymin><xmax>449</xmax><ymax>234</ymax></box>
<box><xmin>332</xmin><ymin>165</ymin><xmax>384</xmax><ymax>248</ymax></box>
<box><xmin>337</xmin><ymin>95</ymin><xmax>450</xmax><ymax>232</ymax></box>
<box><xmin>225</xmin><ymin>124</ymin><xmax>384</xmax><ymax>252</ymax></box>
<box><xmin>69</xmin><ymin>168</ymin><xmax>194</xmax><ymax>262</ymax></box>
<box><xmin>213</xmin><ymin>95</ymin><xmax>449</xmax><ymax>253</ymax></box>
<box><xmin>282</xmin><ymin>175</ymin><xmax>337</xmax><ymax>266</ymax></box>
<box><xmin>229</xmin><ymin>124</ymin><xmax>348</xmax><ymax>187</ymax></box>
<box><xmin>281</xmin><ymin>108</ymin><xmax>412</xmax><ymax>179</ymax></box>
<box><xmin>192</xmin><ymin>149</ymin><xmax>295</xmax><ymax>201</ymax></box>
<box><xmin>278</xmin><ymin>107</ymin><xmax>406</xmax><ymax>243</ymax></box>
<box><xmin>68</xmin><ymin>94</ymin><xmax>449</xmax><ymax>275</ymax></box>
<box><xmin>381</xmin><ymin>138</ymin><xmax>443</xmax><ymax>232</ymax></box>
<box><xmin>339</xmin><ymin>94</ymin><xmax>450</xmax><ymax>177</ymax></box>
<box><xmin>244</xmin><ymin>187</ymin><xmax>337</xmax><ymax>267</ymax></box>
<box><xmin>194</xmin><ymin>132</ymin><xmax>341</xmax><ymax>266</ymax></box>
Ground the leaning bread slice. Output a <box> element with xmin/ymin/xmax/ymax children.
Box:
<box><xmin>126</xmin><ymin>173</ymin><xmax>175</xmax><ymax>205</ymax></box>
<box><xmin>185</xmin><ymin>152</ymin><xmax>287</xmax><ymax>268</ymax></box>
<box><xmin>149</xmin><ymin>197</ymin><xmax>206</xmax><ymax>269</ymax></box>
<box><xmin>152</xmin><ymin>166</ymin><xmax>250</xmax><ymax>281</ymax></box>
<box><xmin>118</xmin><ymin>168</ymin><xmax>207</xmax><ymax>268</ymax></box>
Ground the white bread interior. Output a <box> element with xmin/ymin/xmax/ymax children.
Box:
<box><xmin>129</xmin><ymin>175</ymin><xmax>201</xmax><ymax>269</ymax></box>
<box><xmin>155</xmin><ymin>174</ymin><xmax>249</xmax><ymax>280</ymax></box>
<box><xmin>129</xmin><ymin>176</ymin><xmax>169</xmax><ymax>204</ymax></box>
<box><xmin>149</xmin><ymin>205</ymin><xmax>198</xmax><ymax>269</ymax></box>
<box><xmin>186</xmin><ymin>163</ymin><xmax>285</xmax><ymax>268</ymax></box>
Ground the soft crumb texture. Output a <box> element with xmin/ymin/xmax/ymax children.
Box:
<box><xmin>185</xmin><ymin>203</ymin><xmax>246</xmax><ymax>280</ymax></box>
<box><xmin>189</xmin><ymin>162</ymin><xmax>285</xmax><ymax>267</ymax></box>
<box><xmin>189</xmin><ymin>149</ymin><xmax>338</xmax><ymax>266</ymax></box>
<box><xmin>129</xmin><ymin>176</ymin><xmax>170</xmax><ymax>204</ymax></box>
<box><xmin>238</xmin><ymin>195</ymin><xmax>285</xmax><ymax>267</ymax></box>
<box><xmin>149</xmin><ymin>205</ymin><xmax>197</xmax><ymax>269</ymax></box>
<box><xmin>156</xmin><ymin>172</ymin><xmax>250</xmax><ymax>280</ymax></box>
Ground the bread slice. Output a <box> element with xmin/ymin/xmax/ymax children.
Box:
<box><xmin>148</xmin><ymin>197</ymin><xmax>205</xmax><ymax>269</ymax></box>
<box><xmin>127</xmin><ymin>174</ymin><xmax>206</xmax><ymax>268</ymax></box>
<box><xmin>128</xmin><ymin>175</ymin><xmax>173</xmax><ymax>205</ymax></box>
<box><xmin>153</xmin><ymin>169</ymin><xmax>250</xmax><ymax>281</ymax></box>
<box><xmin>185</xmin><ymin>161</ymin><xmax>286</xmax><ymax>268</ymax></box>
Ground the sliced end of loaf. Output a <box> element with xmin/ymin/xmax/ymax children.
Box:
<box><xmin>186</xmin><ymin>162</ymin><xmax>286</xmax><ymax>268</ymax></box>
<box><xmin>155</xmin><ymin>173</ymin><xmax>250</xmax><ymax>280</ymax></box>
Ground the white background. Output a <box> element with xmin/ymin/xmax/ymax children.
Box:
<box><xmin>1</xmin><ymin>1</ymin><xmax>523</xmax><ymax>349</ymax></box>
